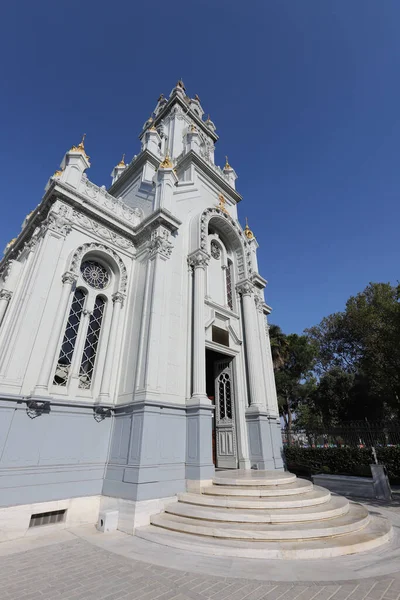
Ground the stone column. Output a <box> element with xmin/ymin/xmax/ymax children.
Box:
<box><xmin>33</xmin><ymin>271</ymin><xmax>77</xmax><ymax>395</ymax></box>
<box><xmin>98</xmin><ymin>292</ymin><xmax>124</xmax><ymax>402</ymax></box>
<box><xmin>237</xmin><ymin>280</ymin><xmax>265</xmax><ymax>408</ymax></box>
<box><xmin>237</xmin><ymin>280</ymin><xmax>282</xmax><ymax>470</ymax></box>
<box><xmin>0</xmin><ymin>290</ymin><xmax>12</xmax><ymax>327</ymax></box>
<box><xmin>188</xmin><ymin>250</ymin><xmax>210</xmax><ymax>401</ymax></box>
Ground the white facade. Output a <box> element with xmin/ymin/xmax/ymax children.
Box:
<box><xmin>0</xmin><ymin>81</ymin><xmax>282</xmax><ymax>537</ymax></box>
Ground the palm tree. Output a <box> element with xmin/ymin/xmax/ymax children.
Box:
<box><xmin>269</xmin><ymin>324</ymin><xmax>289</xmax><ymax>371</ymax></box>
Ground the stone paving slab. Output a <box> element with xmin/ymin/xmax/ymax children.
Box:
<box><xmin>0</xmin><ymin>537</ymin><xmax>399</xmax><ymax>600</ymax></box>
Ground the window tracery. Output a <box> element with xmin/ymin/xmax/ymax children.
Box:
<box><xmin>78</xmin><ymin>296</ymin><xmax>106</xmax><ymax>389</ymax></box>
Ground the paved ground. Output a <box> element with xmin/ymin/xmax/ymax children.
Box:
<box><xmin>0</xmin><ymin>495</ymin><xmax>399</xmax><ymax>600</ymax></box>
<box><xmin>1</xmin><ymin>536</ymin><xmax>400</xmax><ymax>600</ymax></box>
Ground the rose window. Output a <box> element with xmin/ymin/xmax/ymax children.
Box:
<box><xmin>80</xmin><ymin>261</ymin><xmax>110</xmax><ymax>289</ymax></box>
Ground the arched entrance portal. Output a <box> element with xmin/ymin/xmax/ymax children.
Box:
<box><xmin>206</xmin><ymin>348</ymin><xmax>238</xmax><ymax>469</ymax></box>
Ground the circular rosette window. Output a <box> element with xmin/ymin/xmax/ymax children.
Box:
<box><xmin>80</xmin><ymin>260</ymin><xmax>110</xmax><ymax>290</ymax></box>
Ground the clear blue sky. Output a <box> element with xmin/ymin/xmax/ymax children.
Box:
<box><xmin>1</xmin><ymin>1</ymin><xmax>399</xmax><ymax>334</ymax></box>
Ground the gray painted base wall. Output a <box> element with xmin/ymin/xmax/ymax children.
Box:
<box><xmin>246</xmin><ymin>409</ymin><xmax>284</xmax><ymax>470</ymax></box>
<box><xmin>0</xmin><ymin>400</ymin><xmax>111</xmax><ymax>507</ymax></box>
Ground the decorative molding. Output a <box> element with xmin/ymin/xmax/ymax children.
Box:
<box><xmin>0</xmin><ymin>289</ymin><xmax>12</xmax><ymax>301</ymax></box>
<box><xmin>254</xmin><ymin>295</ymin><xmax>264</xmax><ymax>313</ymax></box>
<box><xmin>112</xmin><ymin>291</ymin><xmax>125</xmax><ymax>305</ymax></box>
<box><xmin>42</xmin><ymin>210</ymin><xmax>72</xmax><ymax>238</ymax></box>
<box><xmin>148</xmin><ymin>226</ymin><xmax>173</xmax><ymax>259</ymax></box>
<box><xmin>236</xmin><ymin>280</ymin><xmax>254</xmax><ymax>296</ymax></box>
<box><xmin>0</xmin><ymin>261</ymin><xmax>13</xmax><ymax>284</ymax></box>
<box><xmin>79</xmin><ymin>175</ymin><xmax>142</xmax><ymax>226</ymax></box>
<box><xmin>70</xmin><ymin>209</ymin><xmax>134</xmax><ymax>251</ymax></box>
<box><xmin>188</xmin><ymin>249</ymin><xmax>210</xmax><ymax>269</ymax></box>
<box><xmin>61</xmin><ymin>271</ymin><xmax>77</xmax><ymax>286</ymax></box>
<box><xmin>70</xmin><ymin>243</ymin><xmax>128</xmax><ymax>293</ymax></box>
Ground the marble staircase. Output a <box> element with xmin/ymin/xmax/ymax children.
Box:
<box><xmin>135</xmin><ymin>470</ymin><xmax>392</xmax><ymax>559</ymax></box>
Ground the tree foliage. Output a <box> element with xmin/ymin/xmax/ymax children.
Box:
<box><xmin>271</xmin><ymin>282</ymin><xmax>400</xmax><ymax>428</ymax></box>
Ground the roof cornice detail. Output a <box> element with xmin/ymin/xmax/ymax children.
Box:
<box><xmin>108</xmin><ymin>149</ymin><xmax>160</xmax><ymax>196</ymax></box>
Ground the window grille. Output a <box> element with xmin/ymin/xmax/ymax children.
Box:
<box><xmin>226</xmin><ymin>260</ymin><xmax>233</xmax><ymax>310</ymax></box>
<box><xmin>53</xmin><ymin>289</ymin><xmax>87</xmax><ymax>386</ymax></box>
<box><xmin>218</xmin><ymin>370</ymin><xmax>232</xmax><ymax>420</ymax></box>
<box><xmin>78</xmin><ymin>296</ymin><xmax>106</xmax><ymax>389</ymax></box>
<box><xmin>80</xmin><ymin>260</ymin><xmax>110</xmax><ymax>290</ymax></box>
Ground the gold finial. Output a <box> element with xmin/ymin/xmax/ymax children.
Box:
<box><xmin>177</xmin><ymin>79</ymin><xmax>185</xmax><ymax>90</ymax></box>
<box><xmin>159</xmin><ymin>152</ymin><xmax>173</xmax><ymax>169</ymax></box>
<box><xmin>206</xmin><ymin>114</ymin><xmax>211</xmax><ymax>121</ymax></box>
<box><xmin>217</xmin><ymin>193</ymin><xmax>228</xmax><ymax>214</ymax></box>
<box><xmin>117</xmin><ymin>154</ymin><xmax>126</xmax><ymax>167</ymax></box>
<box><xmin>224</xmin><ymin>156</ymin><xmax>231</xmax><ymax>170</ymax></box>
<box><xmin>70</xmin><ymin>134</ymin><xmax>89</xmax><ymax>160</ymax></box>
<box><xmin>54</xmin><ymin>168</ymin><xmax>64</xmax><ymax>177</ymax></box>
<box><xmin>244</xmin><ymin>217</ymin><xmax>254</xmax><ymax>240</ymax></box>
<box><xmin>6</xmin><ymin>238</ymin><xmax>16</xmax><ymax>250</ymax></box>
<box><xmin>158</xmin><ymin>93</ymin><xmax>165</xmax><ymax>102</ymax></box>
<box><xmin>194</xmin><ymin>94</ymin><xmax>200</xmax><ymax>102</ymax></box>
<box><xmin>149</xmin><ymin>123</ymin><xmax>157</xmax><ymax>132</ymax></box>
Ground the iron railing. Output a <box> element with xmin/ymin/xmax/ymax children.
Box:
<box><xmin>281</xmin><ymin>421</ymin><xmax>400</xmax><ymax>448</ymax></box>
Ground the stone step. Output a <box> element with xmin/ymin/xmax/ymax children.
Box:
<box><xmin>213</xmin><ymin>470</ymin><xmax>297</xmax><ymax>487</ymax></box>
<box><xmin>178</xmin><ymin>487</ymin><xmax>331</xmax><ymax>509</ymax></box>
<box><xmin>166</xmin><ymin>495</ymin><xmax>349</xmax><ymax>523</ymax></box>
<box><xmin>136</xmin><ymin>514</ymin><xmax>392</xmax><ymax>559</ymax></box>
<box><xmin>203</xmin><ymin>478</ymin><xmax>313</xmax><ymax>497</ymax></box>
<box><xmin>151</xmin><ymin>502</ymin><xmax>369</xmax><ymax>540</ymax></box>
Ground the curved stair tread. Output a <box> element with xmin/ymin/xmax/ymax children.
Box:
<box><xmin>203</xmin><ymin>479</ymin><xmax>313</xmax><ymax>497</ymax></box>
<box><xmin>178</xmin><ymin>487</ymin><xmax>330</xmax><ymax>509</ymax></box>
<box><xmin>136</xmin><ymin>514</ymin><xmax>392</xmax><ymax>559</ymax></box>
<box><xmin>165</xmin><ymin>495</ymin><xmax>349</xmax><ymax>523</ymax></box>
<box><xmin>213</xmin><ymin>470</ymin><xmax>296</xmax><ymax>487</ymax></box>
<box><xmin>150</xmin><ymin>503</ymin><xmax>369</xmax><ymax>540</ymax></box>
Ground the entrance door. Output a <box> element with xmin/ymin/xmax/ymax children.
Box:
<box><xmin>214</xmin><ymin>359</ymin><xmax>237</xmax><ymax>468</ymax></box>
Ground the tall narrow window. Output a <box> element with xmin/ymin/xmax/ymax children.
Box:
<box><xmin>53</xmin><ymin>288</ymin><xmax>87</xmax><ymax>386</ymax></box>
<box><xmin>226</xmin><ymin>260</ymin><xmax>233</xmax><ymax>310</ymax></box>
<box><xmin>78</xmin><ymin>296</ymin><xmax>106</xmax><ymax>389</ymax></box>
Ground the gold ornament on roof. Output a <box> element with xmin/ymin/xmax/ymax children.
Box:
<box><xmin>117</xmin><ymin>154</ymin><xmax>126</xmax><ymax>167</ymax></box>
<box><xmin>194</xmin><ymin>94</ymin><xmax>201</xmax><ymax>102</ymax></box>
<box><xmin>244</xmin><ymin>217</ymin><xmax>254</xmax><ymax>240</ymax></box>
<box><xmin>6</xmin><ymin>238</ymin><xmax>16</xmax><ymax>249</ymax></box>
<box><xmin>177</xmin><ymin>79</ymin><xmax>185</xmax><ymax>90</ymax></box>
<box><xmin>224</xmin><ymin>156</ymin><xmax>231</xmax><ymax>170</ymax></box>
<box><xmin>69</xmin><ymin>134</ymin><xmax>89</xmax><ymax>160</ymax></box>
<box><xmin>217</xmin><ymin>194</ymin><xmax>228</xmax><ymax>214</ymax></box>
<box><xmin>158</xmin><ymin>93</ymin><xmax>165</xmax><ymax>102</ymax></box>
<box><xmin>54</xmin><ymin>168</ymin><xmax>64</xmax><ymax>177</ymax></box>
<box><xmin>159</xmin><ymin>152</ymin><xmax>173</xmax><ymax>169</ymax></box>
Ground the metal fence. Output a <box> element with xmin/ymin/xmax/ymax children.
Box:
<box><xmin>281</xmin><ymin>421</ymin><xmax>400</xmax><ymax>448</ymax></box>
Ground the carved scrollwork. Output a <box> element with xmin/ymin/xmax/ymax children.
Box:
<box><xmin>70</xmin><ymin>209</ymin><xmax>134</xmax><ymax>251</ymax></box>
<box><xmin>112</xmin><ymin>291</ymin><xmax>125</xmax><ymax>305</ymax></box>
<box><xmin>187</xmin><ymin>249</ymin><xmax>210</xmax><ymax>269</ymax></box>
<box><xmin>254</xmin><ymin>295</ymin><xmax>264</xmax><ymax>313</ymax></box>
<box><xmin>0</xmin><ymin>289</ymin><xmax>12</xmax><ymax>301</ymax></box>
<box><xmin>236</xmin><ymin>280</ymin><xmax>254</xmax><ymax>296</ymax></box>
<box><xmin>62</xmin><ymin>271</ymin><xmax>78</xmax><ymax>286</ymax></box>
<box><xmin>148</xmin><ymin>226</ymin><xmax>173</xmax><ymax>259</ymax></box>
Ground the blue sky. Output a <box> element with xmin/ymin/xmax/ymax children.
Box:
<box><xmin>1</xmin><ymin>1</ymin><xmax>399</xmax><ymax>334</ymax></box>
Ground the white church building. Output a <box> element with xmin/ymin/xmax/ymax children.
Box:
<box><xmin>0</xmin><ymin>81</ymin><xmax>282</xmax><ymax>538</ymax></box>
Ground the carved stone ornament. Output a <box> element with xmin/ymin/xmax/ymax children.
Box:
<box><xmin>254</xmin><ymin>295</ymin><xmax>265</xmax><ymax>313</ymax></box>
<box><xmin>70</xmin><ymin>243</ymin><xmax>128</xmax><ymax>293</ymax></box>
<box><xmin>80</xmin><ymin>175</ymin><xmax>142</xmax><ymax>227</ymax></box>
<box><xmin>148</xmin><ymin>227</ymin><xmax>173</xmax><ymax>259</ymax></box>
<box><xmin>62</xmin><ymin>271</ymin><xmax>78</xmax><ymax>286</ymax></box>
<box><xmin>112</xmin><ymin>291</ymin><xmax>125</xmax><ymax>305</ymax></box>
<box><xmin>42</xmin><ymin>211</ymin><xmax>72</xmax><ymax>238</ymax></box>
<box><xmin>210</xmin><ymin>240</ymin><xmax>221</xmax><ymax>260</ymax></box>
<box><xmin>0</xmin><ymin>260</ymin><xmax>13</xmax><ymax>284</ymax></box>
<box><xmin>70</xmin><ymin>210</ymin><xmax>134</xmax><ymax>251</ymax></box>
<box><xmin>236</xmin><ymin>280</ymin><xmax>254</xmax><ymax>296</ymax></box>
<box><xmin>0</xmin><ymin>289</ymin><xmax>12</xmax><ymax>301</ymax></box>
<box><xmin>187</xmin><ymin>250</ymin><xmax>210</xmax><ymax>269</ymax></box>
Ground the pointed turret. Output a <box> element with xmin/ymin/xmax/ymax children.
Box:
<box><xmin>48</xmin><ymin>134</ymin><xmax>90</xmax><ymax>190</ymax></box>
<box><xmin>223</xmin><ymin>155</ymin><xmax>238</xmax><ymax>189</ymax></box>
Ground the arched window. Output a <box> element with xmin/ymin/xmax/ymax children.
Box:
<box><xmin>78</xmin><ymin>295</ymin><xmax>106</xmax><ymax>389</ymax></box>
<box><xmin>53</xmin><ymin>258</ymin><xmax>112</xmax><ymax>391</ymax></box>
<box><xmin>53</xmin><ymin>288</ymin><xmax>87</xmax><ymax>386</ymax></box>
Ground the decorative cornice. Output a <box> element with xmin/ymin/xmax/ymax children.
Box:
<box><xmin>188</xmin><ymin>249</ymin><xmax>210</xmax><ymax>269</ymax></box>
<box><xmin>70</xmin><ymin>209</ymin><xmax>134</xmax><ymax>252</ymax></box>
